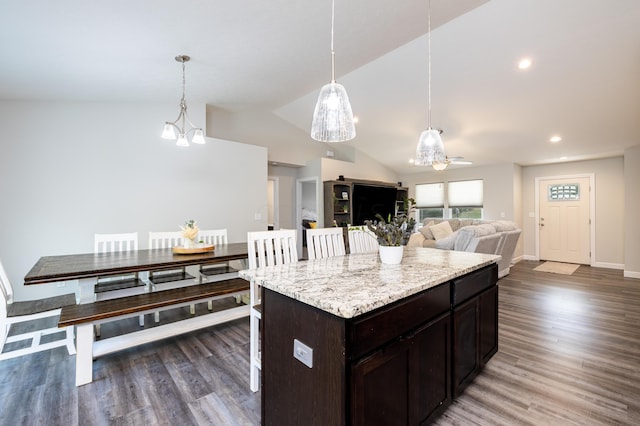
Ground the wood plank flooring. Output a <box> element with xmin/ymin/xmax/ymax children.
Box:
<box><xmin>1</xmin><ymin>261</ymin><xmax>639</xmax><ymax>425</ymax></box>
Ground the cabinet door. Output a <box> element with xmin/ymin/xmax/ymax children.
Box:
<box><xmin>452</xmin><ymin>296</ymin><xmax>479</xmax><ymax>398</ymax></box>
<box><xmin>410</xmin><ymin>314</ymin><xmax>451</xmax><ymax>425</ymax></box>
<box><xmin>351</xmin><ymin>314</ymin><xmax>451</xmax><ymax>426</ymax></box>
<box><xmin>351</xmin><ymin>338</ymin><xmax>410</xmax><ymax>426</ymax></box>
<box><xmin>479</xmin><ymin>285</ymin><xmax>498</xmax><ymax>365</ymax></box>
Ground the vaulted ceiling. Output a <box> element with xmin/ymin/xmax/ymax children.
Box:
<box><xmin>1</xmin><ymin>0</ymin><xmax>639</xmax><ymax>174</ymax></box>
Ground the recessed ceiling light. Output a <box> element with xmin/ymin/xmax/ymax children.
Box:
<box><xmin>549</xmin><ymin>135</ymin><xmax>562</xmax><ymax>143</ymax></box>
<box><xmin>517</xmin><ymin>58</ymin><xmax>532</xmax><ymax>70</ymax></box>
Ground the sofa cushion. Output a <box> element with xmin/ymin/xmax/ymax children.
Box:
<box><xmin>491</xmin><ymin>220</ymin><xmax>518</xmax><ymax>232</ymax></box>
<box><xmin>453</xmin><ymin>224</ymin><xmax>497</xmax><ymax>251</ymax></box>
<box><xmin>419</xmin><ymin>221</ymin><xmax>435</xmax><ymax>240</ymax></box>
<box><xmin>435</xmin><ymin>231</ymin><xmax>458</xmax><ymax>250</ymax></box>
<box><xmin>430</xmin><ymin>221</ymin><xmax>454</xmax><ymax>240</ymax></box>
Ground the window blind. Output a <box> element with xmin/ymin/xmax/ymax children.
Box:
<box><xmin>448</xmin><ymin>179</ymin><xmax>483</xmax><ymax>207</ymax></box>
<box><xmin>415</xmin><ymin>183</ymin><xmax>444</xmax><ymax>208</ymax></box>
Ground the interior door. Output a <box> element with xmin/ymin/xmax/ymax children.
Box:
<box><xmin>539</xmin><ymin>177</ymin><xmax>590</xmax><ymax>264</ymax></box>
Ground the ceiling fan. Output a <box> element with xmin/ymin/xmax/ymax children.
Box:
<box><xmin>432</xmin><ymin>156</ymin><xmax>473</xmax><ymax>170</ymax></box>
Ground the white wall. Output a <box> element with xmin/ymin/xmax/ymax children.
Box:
<box><xmin>320</xmin><ymin>152</ymin><xmax>399</xmax><ymax>184</ymax></box>
<box><xmin>521</xmin><ymin>157</ymin><xmax>625</xmax><ymax>268</ymax></box>
<box><xmin>624</xmin><ymin>145</ymin><xmax>640</xmax><ymax>278</ymax></box>
<box><xmin>0</xmin><ymin>101</ymin><xmax>267</xmax><ymax>301</ymax></box>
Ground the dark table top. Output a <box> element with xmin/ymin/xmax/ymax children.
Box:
<box><xmin>24</xmin><ymin>243</ymin><xmax>248</xmax><ymax>285</ymax></box>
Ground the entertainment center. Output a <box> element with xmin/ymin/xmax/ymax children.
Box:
<box><xmin>323</xmin><ymin>179</ymin><xmax>408</xmax><ymax>228</ymax></box>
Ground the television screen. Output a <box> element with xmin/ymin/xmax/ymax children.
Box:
<box><xmin>352</xmin><ymin>184</ymin><xmax>397</xmax><ymax>225</ymax></box>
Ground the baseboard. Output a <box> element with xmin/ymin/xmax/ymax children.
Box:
<box><xmin>523</xmin><ymin>255</ymin><xmax>538</xmax><ymax>261</ymax></box>
<box><xmin>511</xmin><ymin>255</ymin><xmax>524</xmax><ymax>264</ymax></box>
<box><xmin>624</xmin><ymin>270</ymin><xmax>640</xmax><ymax>279</ymax></box>
<box><xmin>592</xmin><ymin>262</ymin><xmax>624</xmax><ymax>270</ymax></box>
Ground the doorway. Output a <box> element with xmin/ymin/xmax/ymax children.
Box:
<box><xmin>535</xmin><ymin>175</ymin><xmax>594</xmax><ymax>265</ymax></box>
<box><xmin>296</xmin><ymin>177</ymin><xmax>321</xmax><ymax>256</ymax></box>
<box><xmin>267</xmin><ymin>177</ymin><xmax>279</xmax><ymax>230</ymax></box>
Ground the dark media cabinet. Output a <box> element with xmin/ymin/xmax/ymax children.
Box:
<box><xmin>323</xmin><ymin>179</ymin><xmax>409</xmax><ymax>227</ymax></box>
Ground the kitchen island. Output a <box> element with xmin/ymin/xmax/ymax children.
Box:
<box><xmin>240</xmin><ymin>247</ymin><xmax>500</xmax><ymax>425</ymax></box>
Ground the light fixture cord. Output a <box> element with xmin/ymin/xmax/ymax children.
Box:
<box><xmin>330</xmin><ymin>0</ymin><xmax>336</xmax><ymax>83</ymax></box>
<box><xmin>427</xmin><ymin>0</ymin><xmax>432</xmax><ymax>129</ymax></box>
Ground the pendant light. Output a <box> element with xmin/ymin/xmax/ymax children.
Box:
<box><xmin>310</xmin><ymin>0</ymin><xmax>356</xmax><ymax>142</ymax></box>
<box><xmin>161</xmin><ymin>55</ymin><xmax>205</xmax><ymax>147</ymax></box>
<box><xmin>415</xmin><ymin>0</ymin><xmax>446</xmax><ymax>166</ymax></box>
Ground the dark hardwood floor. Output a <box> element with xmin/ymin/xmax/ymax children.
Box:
<box><xmin>1</xmin><ymin>261</ymin><xmax>639</xmax><ymax>425</ymax></box>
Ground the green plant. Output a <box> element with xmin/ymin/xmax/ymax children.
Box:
<box><xmin>365</xmin><ymin>213</ymin><xmax>416</xmax><ymax>246</ymax></box>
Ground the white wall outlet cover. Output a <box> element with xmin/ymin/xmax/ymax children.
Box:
<box><xmin>293</xmin><ymin>338</ymin><xmax>313</xmax><ymax>368</ymax></box>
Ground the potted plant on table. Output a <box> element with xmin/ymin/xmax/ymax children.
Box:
<box><xmin>365</xmin><ymin>204</ymin><xmax>416</xmax><ymax>264</ymax></box>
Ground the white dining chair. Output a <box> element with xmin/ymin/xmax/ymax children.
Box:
<box><xmin>198</xmin><ymin>229</ymin><xmax>230</xmax><ymax>277</ymax></box>
<box><xmin>148</xmin><ymin>231</ymin><xmax>194</xmax><ymax>285</ymax></box>
<box><xmin>94</xmin><ymin>232</ymin><xmax>146</xmax><ymax>336</ymax></box>
<box><xmin>196</xmin><ymin>229</ymin><xmax>239</xmax><ymax>308</ymax></box>
<box><xmin>306</xmin><ymin>227</ymin><xmax>346</xmax><ymax>260</ymax></box>
<box><xmin>1</xmin><ymin>259</ymin><xmax>76</xmax><ymax>361</ymax></box>
<box><xmin>348</xmin><ymin>226</ymin><xmax>379</xmax><ymax>254</ymax></box>
<box><xmin>247</xmin><ymin>229</ymin><xmax>298</xmax><ymax>392</ymax></box>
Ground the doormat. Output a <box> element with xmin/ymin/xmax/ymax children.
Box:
<box><xmin>533</xmin><ymin>261</ymin><xmax>580</xmax><ymax>275</ymax></box>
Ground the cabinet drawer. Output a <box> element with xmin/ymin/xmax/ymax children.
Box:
<box><xmin>451</xmin><ymin>264</ymin><xmax>497</xmax><ymax>306</ymax></box>
<box><xmin>350</xmin><ymin>282</ymin><xmax>450</xmax><ymax>359</ymax></box>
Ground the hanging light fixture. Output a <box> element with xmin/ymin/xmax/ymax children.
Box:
<box><xmin>161</xmin><ymin>55</ymin><xmax>205</xmax><ymax>147</ymax></box>
<box><xmin>415</xmin><ymin>0</ymin><xmax>446</xmax><ymax>167</ymax></box>
<box><xmin>310</xmin><ymin>0</ymin><xmax>356</xmax><ymax>142</ymax></box>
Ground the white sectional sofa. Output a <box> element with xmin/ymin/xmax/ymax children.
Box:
<box><xmin>407</xmin><ymin>219</ymin><xmax>521</xmax><ymax>278</ymax></box>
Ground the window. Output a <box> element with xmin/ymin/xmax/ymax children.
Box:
<box><xmin>414</xmin><ymin>179</ymin><xmax>484</xmax><ymax>221</ymax></box>
<box><xmin>448</xmin><ymin>179</ymin><xmax>483</xmax><ymax>219</ymax></box>
<box><xmin>415</xmin><ymin>183</ymin><xmax>444</xmax><ymax>220</ymax></box>
<box><xmin>548</xmin><ymin>183</ymin><xmax>579</xmax><ymax>201</ymax></box>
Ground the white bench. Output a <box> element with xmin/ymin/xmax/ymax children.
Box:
<box><xmin>59</xmin><ymin>278</ymin><xmax>249</xmax><ymax>386</ymax></box>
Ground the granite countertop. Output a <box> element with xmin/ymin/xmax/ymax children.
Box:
<box><xmin>239</xmin><ymin>247</ymin><xmax>500</xmax><ymax>319</ymax></box>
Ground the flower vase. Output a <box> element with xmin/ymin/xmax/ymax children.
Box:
<box><xmin>378</xmin><ymin>245</ymin><xmax>404</xmax><ymax>265</ymax></box>
<box><xmin>184</xmin><ymin>237</ymin><xmax>197</xmax><ymax>249</ymax></box>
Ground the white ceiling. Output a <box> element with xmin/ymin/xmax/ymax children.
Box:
<box><xmin>1</xmin><ymin>0</ymin><xmax>639</xmax><ymax>174</ymax></box>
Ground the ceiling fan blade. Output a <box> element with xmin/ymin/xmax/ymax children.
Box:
<box><xmin>445</xmin><ymin>156</ymin><xmax>472</xmax><ymax>165</ymax></box>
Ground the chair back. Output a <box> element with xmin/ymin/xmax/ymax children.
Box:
<box><xmin>247</xmin><ymin>229</ymin><xmax>298</xmax><ymax>269</ymax></box>
<box><xmin>306</xmin><ymin>227</ymin><xmax>346</xmax><ymax>260</ymax></box>
<box><xmin>148</xmin><ymin>231</ymin><xmax>183</xmax><ymax>249</ymax></box>
<box><xmin>348</xmin><ymin>226</ymin><xmax>379</xmax><ymax>254</ymax></box>
<box><xmin>0</xmin><ymin>259</ymin><xmax>13</xmax><ymax>318</ymax></box>
<box><xmin>94</xmin><ymin>232</ymin><xmax>138</xmax><ymax>253</ymax></box>
<box><xmin>198</xmin><ymin>229</ymin><xmax>228</xmax><ymax>245</ymax></box>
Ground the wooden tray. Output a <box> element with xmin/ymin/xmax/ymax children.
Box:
<box><xmin>172</xmin><ymin>244</ymin><xmax>215</xmax><ymax>254</ymax></box>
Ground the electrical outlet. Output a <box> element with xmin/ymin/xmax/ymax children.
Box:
<box><xmin>254</xmin><ymin>213</ymin><xmax>262</xmax><ymax>220</ymax></box>
<box><xmin>293</xmin><ymin>339</ymin><xmax>313</xmax><ymax>368</ymax></box>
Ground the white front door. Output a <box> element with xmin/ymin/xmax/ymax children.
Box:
<box><xmin>539</xmin><ymin>177</ymin><xmax>591</xmax><ymax>264</ymax></box>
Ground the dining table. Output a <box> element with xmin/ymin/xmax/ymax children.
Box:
<box><xmin>24</xmin><ymin>243</ymin><xmax>249</xmax><ymax>304</ymax></box>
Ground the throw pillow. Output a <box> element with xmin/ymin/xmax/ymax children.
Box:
<box><xmin>430</xmin><ymin>221</ymin><xmax>454</xmax><ymax>240</ymax></box>
<box><xmin>435</xmin><ymin>230</ymin><xmax>458</xmax><ymax>250</ymax></box>
<box><xmin>419</xmin><ymin>221</ymin><xmax>435</xmax><ymax>240</ymax></box>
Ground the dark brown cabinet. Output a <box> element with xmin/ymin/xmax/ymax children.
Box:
<box><xmin>451</xmin><ymin>264</ymin><xmax>499</xmax><ymax>398</ymax></box>
<box><xmin>351</xmin><ymin>313</ymin><xmax>451</xmax><ymax>426</ymax></box>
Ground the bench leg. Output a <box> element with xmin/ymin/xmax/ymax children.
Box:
<box><xmin>76</xmin><ymin>324</ymin><xmax>94</xmax><ymax>386</ymax></box>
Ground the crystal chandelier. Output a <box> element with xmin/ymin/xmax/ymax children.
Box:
<box><xmin>310</xmin><ymin>0</ymin><xmax>356</xmax><ymax>142</ymax></box>
<box><xmin>415</xmin><ymin>0</ymin><xmax>446</xmax><ymax>166</ymax></box>
<box><xmin>161</xmin><ymin>55</ymin><xmax>205</xmax><ymax>147</ymax></box>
